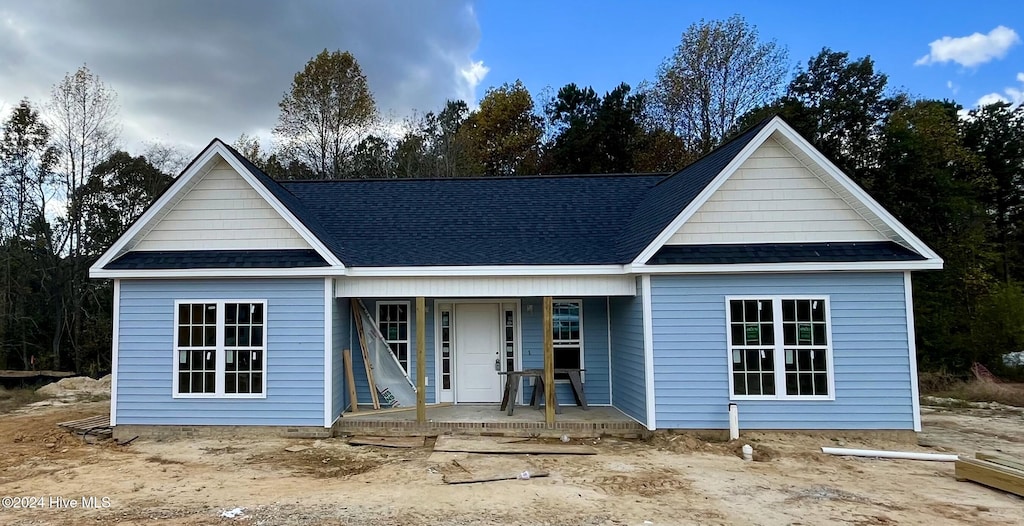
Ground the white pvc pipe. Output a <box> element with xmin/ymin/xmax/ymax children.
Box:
<box><xmin>820</xmin><ymin>447</ymin><xmax>958</xmax><ymax>462</ymax></box>
<box><xmin>728</xmin><ymin>403</ymin><xmax>739</xmax><ymax>440</ymax></box>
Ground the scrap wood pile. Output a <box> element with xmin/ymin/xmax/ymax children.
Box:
<box><xmin>955</xmin><ymin>452</ymin><xmax>1024</xmax><ymax>497</ymax></box>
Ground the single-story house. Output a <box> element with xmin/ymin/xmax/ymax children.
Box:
<box><xmin>90</xmin><ymin>116</ymin><xmax>942</xmax><ymax>438</ymax></box>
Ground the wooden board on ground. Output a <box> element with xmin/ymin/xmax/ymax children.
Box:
<box><xmin>976</xmin><ymin>452</ymin><xmax>1024</xmax><ymax>472</ymax></box>
<box><xmin>955</xmin><ymin>457</ymin><xmax>1024</xmax><ymax>497</ymax></box>
<box><xmin>433</xmin><ymin>436</ymin><xmax>596</xmax><ymax>455</ymax></box>
<box><xmin>0</xmin><ymin>370</ymin><xmax>75</xmax><ymax>379</ymax></box>
<box><xmin>349</xmin><ymin>436</ymin><xmax>425</xmax><ymax>448</ymax></box>
<box><xmin>57</xmin><ymin>414</ymin><xmax>112</xmax><ymax>437</ymax></box>
<box><xmin>443</xmin><ymin>470</ymin><xmax>549</xmax><ymax>484</ymax></box>
<box><xmin>351</xmin><ymin>402</ymin><xmax>452</xmax><ymax>416</ymax></box>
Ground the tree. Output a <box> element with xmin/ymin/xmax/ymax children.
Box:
<box><xmin>0</xmin><ymin>99</ymin><xmax>55</xmax><ymax>239</ymax></box>
<box><xmin>648</xmin><ymin>15</ymin><xmax>788</xmax><ymax>154</ymax></box>
<box><xmin>47</xmin><ymin>65</ymin><xmax>120</xmax><ymax>370</ymax></box>
<box><xmin>962</xmin><ymin>102</ymin><xmax>1024</xmax><ymax>282</ymax></box>
<box><xmin>460</xmin><ymin>81</ymin><xmax>543</xmax><ymax>175</ymax></box>
<box><xmin>274</xmin><ymin>49</ymin><xmax>376</xmax><ymax>179</ymax></box>
<box><xmin>543</xmin><ymin>83</ymin><xmax>646</xmax><ymax>174</ymax></box>
<box><xmin>785</xmin><ymin>49</ymin><xmax>894</xmax><ymax>174</ymax></box>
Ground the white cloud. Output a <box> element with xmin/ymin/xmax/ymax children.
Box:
<box><xmin>974</xmin><ymin>72</ymin><xmax>1024</xmax><ymax>107</ymax></box>
<box><xmin>916</xmin><ymin>25</ymin><xmax>1020</xmax><ymax>67</ymax></box>
<box><xmin>458</xmin><ymin>60</ymin><xmax>490</xmax><ymax>105</ymax></box>
<box><xmin>946</xmin><ymin>80</ymin><xmax>959</xmax><ymax>95</ymax></box>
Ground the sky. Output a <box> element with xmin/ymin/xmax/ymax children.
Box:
<box><xmin>0</xmin><ymin>0</ymin><xmax>1021</xmax><ymax>159</ymax></box>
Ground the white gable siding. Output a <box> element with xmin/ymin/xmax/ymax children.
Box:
<box><xmin>134</xmin><ymin>159</ymin><xmax>311</xmax><ymax>251</ymax></box>
<box><xmin>668</xmin><ymin>137</ymin><xmax>887</xmax><ymax>245</ymax></box>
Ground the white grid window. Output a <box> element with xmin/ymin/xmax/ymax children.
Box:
<box><xmin>727</xmin><ymin>297</ymin><xmax>834</xmax><ymax>400</ymax></box>
<box><xmin>173</xmin><ymin>300</ymin><xmax>267</xmax><ymax>398</ymax></box>
<box><xmin>378</xmin><ymin>302</ymin><xmax>410</xmax><ymax>375</ymax></box>
<box><xmin>552</xmin><ymin>300</ymin><xmax>583</xmax><ymax>379</ymax></box>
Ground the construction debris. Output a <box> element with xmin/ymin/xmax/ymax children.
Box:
<box><xmin>956</xmin><ymin>452</ymin><xmax>1024</xmax><ymax>497</ymax></box>
<box><xmin>443</xmin><ymin>470</ymin><xmax>550</xmax><ymax>484</ymax></box>
<box><xmin>56</xmin><ymin>414</ymin><xmax>112</xmax><ymax>439</ymax></box>
<box><xmin>348</xmin><ymin>436</ymin><xmax>425</xmax><ymax>448</ymax></box>
<box><xmin>434</xmin><ymin>436</ymin><xmax>596</xmax><ymax>455</ymax></box>
<box><xmin>284</xmin><ymin>445</ymin><xmax>310</xmax><ymax>453</ymax></box>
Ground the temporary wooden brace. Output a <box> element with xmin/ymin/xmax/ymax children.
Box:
<box><xmin>542</xmin><ymin>296</ymin><xmax>555</xmax><ymax>426</ymax></box>
<box><xmin>342</xmin><ymin>348</ymin><xmax>359</xmax><ymax>413</ymax></box>
<box><xmin>350</xmin><ymin>299</ymin><xmax>381</xmax><ymax>410</ymax></box>
<box><xmin>416</xmin><ymin>296</ymin><xmax>426</xmax><ymax>424</ymax></box>
<box><xmin>977</xmin><ymin>452</ymin><xmax>1024</xmax><ymax>472</ymax></box>
<box><xmin>955</xmin><ymin>456</ymin><xmax>1024</xmax><ymax>497</ymax></box>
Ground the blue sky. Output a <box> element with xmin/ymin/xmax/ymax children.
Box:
<box><xmin>475</xmin><ymin>1</ymin><xmax>1022</xmax><ymax>109</ymax></box>
<box><xmin>0</xmin><ymin>1</ymin><xmax>1019</xmax><ymax>154</ymax></box>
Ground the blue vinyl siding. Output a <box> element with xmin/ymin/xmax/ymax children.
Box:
<box><xmin>520</xmin><ymin>298</ymin><xmax>611</xmax><ymax>406</ymax></box>
<box><xmin>650</xmin><ymin>273</ymin><xmax>913</xmax><ymax>430</ymax></box>
<box><xmin>347</xmin><ymin>298</ymin><xmax>435</xmax><ymax>406</ymax></box>
<box><xmin>609</xmin><ymin>281</ymin><xmax>647</xmax><ymax>424</ymax></box>
<box><xmin>331</xmin><ymin>297</ymin><xmax>349</xmax><ymax>420</ymax></box>
<box><xmin>117</xmin><ymin>279</ymin><xmax>325</xmax><ymax>426</ymax></box>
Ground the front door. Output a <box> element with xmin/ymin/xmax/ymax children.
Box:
<box><xmin>454</xmin><ymin>303</ymin><xmax>501</xmax><ymax>402</ymax></box>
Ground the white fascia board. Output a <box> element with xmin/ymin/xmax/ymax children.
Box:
<box><xmin>630</xmin><ymin>120</ymin><xmax>780</xmax><ymax>266</ymax></box>
<box><xmin>629</xmin><ymin>259</ymin><xmax>944</xmax><ymax>274</ymax></box>
<box><xmin>213</xmin><ymin>144</ymin><xmax>344</xmax><ymax>268</ymax></box>
<box><xmin>90</xmin><ymin>145</ymin><xmax>222</xmax><ymax>272</ymax></box>
<box><xmin>770</xmin><ymin>123</ymin><xmax>944</xmax><ymax>266</ymax></box>
<box><xmin>343</xmin><ymin>264</ymin><xmax>629</xmax><ymax>277</ymax></box>
<box><xmin>90</xmin><ymin>266</ymin><xmax>344</xmax><ymax>279</ymax></box>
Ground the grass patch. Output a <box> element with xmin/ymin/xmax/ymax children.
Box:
<box><xmin>923</xmin><ymin>376</ymin><xmax>1024</xmax><ymax>408</ymax></box>
<box><xmin>0</xmin><ymin>387</ymin><xmax>46</xmax><ymax>414</ymax></box>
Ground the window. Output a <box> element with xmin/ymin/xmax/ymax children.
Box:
<box><xmin>552</xmin><ymin>300</ymin><xmax>583</xmax><ymax>379</ymax></box>
<box><xmin>727</xmin><ymin>297</ymin><xmax>833</xmax><ymax>400</ymax></box>
<box><xmin>174</xmin><ymin>301</ymin><xmax>266</xmax><ymax>398</ymax></box>
<box><xmin>377</xmin><ymin>302</ymin><xmax>409</xmax><ymax>375</ymax></box>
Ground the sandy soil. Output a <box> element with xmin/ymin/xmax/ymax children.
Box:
<box><xmin>0</xmin><ymin>400</ymin><xmax>1021</xmax><ymax>526</ymax></box>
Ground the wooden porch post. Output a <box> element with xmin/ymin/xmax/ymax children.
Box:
<box><xmin>543</xmin><ymin>296</ymin><xmax>555</xmax><ymax>426</ymax></box>
<box><xmin>416</xmin><ymin>297</ymin><xmax>427</xmax><ymax>424</ymax></box>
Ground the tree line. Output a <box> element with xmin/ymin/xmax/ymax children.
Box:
<box><xmin>0</xmin><ymin>15</ymin><xmax>1021</xmax><ymax>378</ymax></box>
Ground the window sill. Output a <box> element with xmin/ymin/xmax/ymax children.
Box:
<box><xmin>730</xmin><ymin>395</ymin><xmax>835</xmax><ymax>402</ymax></box>
<box><xmin>172</xmin><ymin>393</ymin><xmax>268</xmax><ymax>400</ymax></box>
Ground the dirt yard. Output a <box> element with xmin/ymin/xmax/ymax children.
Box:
<box><xmin>0</xmin><ymin>398</ymin><xmax>1021</xmax><ymax>525</ymax></box>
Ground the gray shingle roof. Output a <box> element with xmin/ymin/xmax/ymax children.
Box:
<box><xmin>106</xmin><ymin>250</ymin><xmax>328</xmax><ymax>269</ymax></box>
<box><xmin>647</xmin><ymin>242</ymin><xmax>925</xmax><ymax>265</ymax></box>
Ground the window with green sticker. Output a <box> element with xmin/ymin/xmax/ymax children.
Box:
<box><xmin>727</xmin><ymin>297</ymin><xmax>832</xmax><ymax>400</ymax></box>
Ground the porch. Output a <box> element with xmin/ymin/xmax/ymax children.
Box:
<box><xmin>335</xmin><ymin>404</ymin><xmax>645</xmax><ymax>438</ymax></box>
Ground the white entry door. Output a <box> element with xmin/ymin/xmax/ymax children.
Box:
<box><xmin>454</xmin><ymin>303</ymin><xmax>502</xmax><ymax>402</ymax></box>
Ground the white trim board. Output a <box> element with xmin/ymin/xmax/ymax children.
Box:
<box><xmin>323</xmin><ymin>277</ymin><xmax>333</xmax><ymax>428</ymax></box>
<box><xmin>89</xmin><ymin>140</ymin><xmax>342</xmax><ymax>277</ymax></box>
<box><xmin>631</xmin><ymin>117</ymin><xmax>943</xmax><ymax>268</ymax></box>
<box><xmin>109</xmin><ymin>279</ymin><xmax>120</xmax><ymax>427</ymax></box>
<box><xmin>904</xmin><ymin>271</ymin><xmax>922</xmax><ymax>432</ymax></box>
<box><xmin>641</xmin><ymin>275</ymin><xmax>656</xmax><ymax>430</ymax></box>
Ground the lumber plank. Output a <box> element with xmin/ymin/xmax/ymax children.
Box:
<box><xmin>975</xmin><ymin>452</ymin><xmax>1024</xmax><ymax>473</ymax></box>
<box><xmin>955</xmin><ymin>458</ymin><xmax>1024</xmax><ymax>497</ymax></box>
<box><xmin>443</xmin><ymin>470</ymin><xmax>550</xmax><ymax>484</ymax></box>
<box><xmin>433</xmin><ymin>436</ymin><xmax>596</xmax><ymax>455</ymax></box>
<box><xmin>348</xmin><ymin>436</ymin><xmax>425</xmax><ymax>448</ymax></box>
<box><xmin>351</xmin><ymin>299</ymin><xmax>380</xmax><ymax>409</ymax></box>
<box><xmin>343</xmin><ymin>349</ymin><xmax>359</xmax><ymax>413</ymax></box>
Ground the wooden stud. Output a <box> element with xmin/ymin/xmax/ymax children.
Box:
<box><xmin>416</xmin><ymin>296</ymin><xmax>427</xmax><ymax>424</ymax></box>
<box><xmin>342</xmin><ymin>349</ymin><xmax>358</xmax><ymax>413</ymax></box>
<box><xmin>542</xmin><ymin>296</ymin><xmax>555</xmax><ymax>426</ymax></box>
<box><xmin>955</xmin><ymin>457</ymin><xmax>1024</xmax><ymax>497</ymax></box>
<box><xmin>350</xmin><ymin>299</ymin><xmax>380</xmax><ymax>409</ymax></box>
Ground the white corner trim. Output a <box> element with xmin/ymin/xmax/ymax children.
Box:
<box><xmin>109</xmin><ymin>279</ymin><xmax>120</xmax><ymax>427</ymax></box>
<box><xmin>904</xmin><ymin>271</ymin><xmax>922</xmax><ymax>432</ymax></box>
<box><xmin>606</xmin><ymin>296</ymin><xmax>613</xmax><ymax>406</ymax></box>
<box><xmin>641</xmin><ymin>275</ymin><xmax>656</xmax><ymax>430</ymax></box>
<box><xmin>323</xmin><ymin>277</ymin><xmax>334</xmax><ymax>428</ymax></box>
<box><xmin>631</xmin><ymin>120</ymin><xmax>779</xmax><ymax>265</ymax></box>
